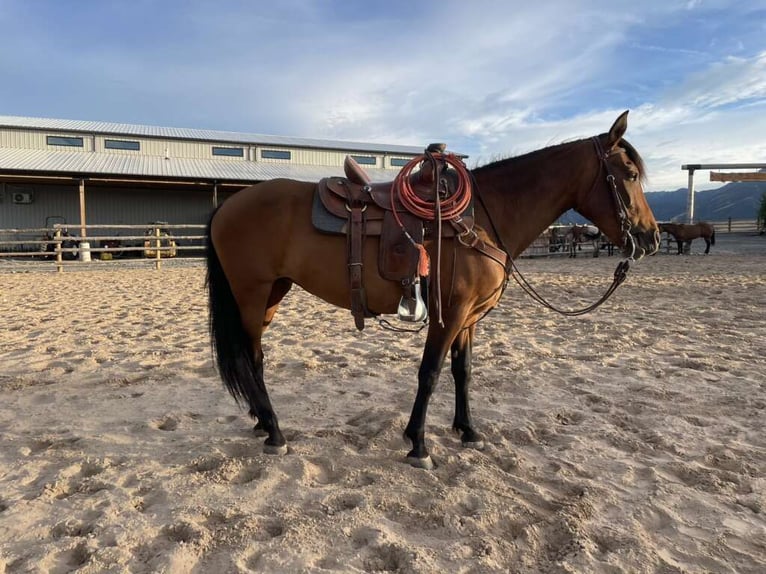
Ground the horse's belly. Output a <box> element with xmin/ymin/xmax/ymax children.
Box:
<box><xmin>289</xmin><ymin>235</ymin><xmax>402</xmax><ymax>314</ymax></box>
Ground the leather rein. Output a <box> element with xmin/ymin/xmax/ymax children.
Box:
<box><xmin>476</xmin><ymin>137</ymin><xmax>636</xmax><ymax>317</ymax></box>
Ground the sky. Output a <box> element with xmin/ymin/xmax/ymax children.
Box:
<box><xmin>1</xmin><ymin>0</ymin><xmax>765</xmax><ymax>192</ymax></box>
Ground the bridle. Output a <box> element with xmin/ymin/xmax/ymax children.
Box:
<box><xmin>590</xmin><ymin>136</ymin><xmax>637</xmax><ymax>261</ymax></box>
<box><xmin>477</xmin><ymin>136</ymin><xmax>637</xmax><ymax>317</ymax></box>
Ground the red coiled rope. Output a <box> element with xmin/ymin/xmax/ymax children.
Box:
<box><xmin>391</xmin><ymin>152</ymin><xmax>472</xmax><ymax>277</ymax></box>
<box><xmin>392</xmin><ymin>153</ymin><xmax>472</xmax><ymax>221</ymax></box>
<box><xmin>391</xmin><ymin>151</ymin><xmax>472</xmax><ymax>326</ymax></box>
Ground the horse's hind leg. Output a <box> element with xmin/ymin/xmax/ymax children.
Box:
<box><xmin>703</xmin><ymin>238</ymin><xmax>711</xmax><ymax>254</ymax></box>
<box><xmin>451</xmin><ymin>325</ymin><xmax>484</xmax><ymax>449</ymax></box>
<box><xmin>239</xmin><ymin>283</ymin><xmax>290</xmax><ymax>454</ymax></box>
<box><xmin>249</xmin><ymin>279</ymin><xmax>292</xmax><ymax>436</ymax></box>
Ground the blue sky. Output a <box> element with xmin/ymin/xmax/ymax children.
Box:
<box><xmin>1</xmin><ymin>0</ymin><xmax>764</xmax><ymax>191</ymax></box>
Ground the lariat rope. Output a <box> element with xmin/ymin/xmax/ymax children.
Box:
<box><xmin>392</xmin><ymin>152</ymin><xmax>473</xmax><ymax>222</ymax></box>
<box><xmin>391</xmin><ymin>150</ymin><xmax>473</xmax><ymax>326</ymax></box>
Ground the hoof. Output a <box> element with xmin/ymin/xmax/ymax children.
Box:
<box><xmin>263</xmin><ymin>443</ymin><xmax>288</xmax><ymax>456</ymax></box>
<box><xmin>406</xmin><ymin>455</ymin><xmax>434</xmax><ymax>470</ymax></box>
<box><xmin>462</xmin><ymin>440</ymin><xmax>486</xmax><ymax>451</ymax></box>
<box><xmin>252</xmin><ymin>426</ymin><xmax>268</xmax><ymax>438</ymax></box>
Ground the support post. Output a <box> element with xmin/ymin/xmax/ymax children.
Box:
<box><xmin>77</xmin><ymin>178</ymin><xmax>92</xmax><ymax>262</ymax></box>
<box><xmin>686</xmin><ymin>168</ymin><xmax>696</xmax><ymax>224</ymax></box>
<box><xmin>55</xmin><ymin>229</ymin><xmax>63</xmax><ymax>273</ymax></box>
<box><xmin>78</xmin><ymin>178</ymin><xmax>87</xmax><ymax>238</ymax></box>
<box><xmin>213</xmin><ymin>181</ymin><xmax>219</xmax><ymax>207</ymax></box>
<box><xmin>154</xmin><ymin>226</ymin><xmax>162</xmax><ymax>271</ymax></box>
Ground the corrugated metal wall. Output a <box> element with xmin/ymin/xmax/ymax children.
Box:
<box><xmin>0</xmin><ymin>128</ymin><xmax>407</xmax><ymax>168</ymax></box>
<box><xmin>0</xmin><ymin>181</ymin><xmax>219</xmax><ymax>230</ymax></box>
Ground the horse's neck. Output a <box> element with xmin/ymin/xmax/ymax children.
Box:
<box><xmin>472</xmin><ymin>144</ymin><xmax>591</xmax><ymax>257</ymax></box>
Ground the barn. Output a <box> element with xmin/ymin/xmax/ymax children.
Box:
<box><xmin>0</xmin><ymin>115</ymin><xmax>423</xmax><ymax>241</ymax></box>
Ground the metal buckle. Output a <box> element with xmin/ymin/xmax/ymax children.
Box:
<box><xmin>345</xmin><ymin>203</ymin><xmax>367</xmax><ymax>213</ymax></box>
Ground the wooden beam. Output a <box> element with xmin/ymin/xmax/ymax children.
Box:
<box><xmin>710</xmin><ymin>171</ymin><xmax>766</xmax><ymax>182</ymax></box>
<box><xmin>79</xmin><ymin>178</ymin><xmax>87</xmax><ymax>238</ymax></box>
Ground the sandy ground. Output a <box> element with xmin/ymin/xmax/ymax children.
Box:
<box><xmin>1</xmin><ymin>235</ymin><xmax>765</xmax><ymax>573</ymax></box>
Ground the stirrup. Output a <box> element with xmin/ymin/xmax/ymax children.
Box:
<box><xmin>397</xmin><ymin>278</ymin><xmax>427</xmax><ymax>322</ymax></box>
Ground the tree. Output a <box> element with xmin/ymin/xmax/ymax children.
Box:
<box><xmin>759</xmin><ymin>192</ymin><xmax>766</xmax><ymax>235</ymax></box>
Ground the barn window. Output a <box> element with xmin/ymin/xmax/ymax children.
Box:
<box><xmin>105</xmin><ymin>139</ymin><xmax>140</xmax><ymax>151</ymax></box>
<box><xmin>390</xmin><ymin>157</ymin><xmax>410</xmax><ymax>167</ymax></box>
<box><xmin>351</xmin><ymin>155</ymin><xmax>376</xmax><ymax>166</ymax></box>
<box><xmin>261</xmin><ymin>149</ymin><xmax>291</xmax><ymax>160</ymax></box>
<box><xmin>212</xmin><ymin>146</ymin><xmax>244</xmax><ymax>157</ymax></box>
<box><xmin>47</xmin><ymin>135</ymin><xmax>84</xmax><ymax>147</ymax></box>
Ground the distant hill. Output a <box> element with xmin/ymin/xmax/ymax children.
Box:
<box><xmin>646</xmin><ymin>181</ymin><xmax>766</xmax><ymax>222</ymax></box>
<box><xmin>559</xmin><ymin>180</ymin><xmax>765</xmax><ymax>224</ymax></box>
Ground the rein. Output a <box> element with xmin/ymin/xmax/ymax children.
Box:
<box><xmin>477</xmin><ymin>137</ymin><xmax>635</xmax><ymax>317</ymax></box>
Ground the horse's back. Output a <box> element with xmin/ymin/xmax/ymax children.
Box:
<box><xmin>214</xmin><ymin>179</ymin><xmax>313</xmax><ymax>232</ymax></box>
<box><xmin>211</xmin><ymin>179</ymin><xmax>405</xmax><ymax>312</ymax></box>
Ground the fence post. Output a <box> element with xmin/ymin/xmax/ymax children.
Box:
<box><xmin>728</xmin><ymin>217</ymin><xmax>732</xmax><ymax>232</ymax></box>
<box><xmin>154</xmin><ymin>227</ymin><xmax>161</xmax><ymax>270</ymax></box>
<box><xmin>55</xmin><ymin>229</ymin><xmax>63</xmax><ymax>273</ymax></box>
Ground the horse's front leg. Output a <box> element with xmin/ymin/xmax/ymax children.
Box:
<box><xmin>404</xmin><ymin>322</ymin><xmax>461</xmax><ymax>470</ymax></box>
<box><xmin>451</xmin><ymin>325</ymin><xmax>484</xmax><ymax>449</ymax></box>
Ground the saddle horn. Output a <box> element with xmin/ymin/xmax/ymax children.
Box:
<box><xmin>419</xmin><ymin>143</ymin><xmax>447</xmax><ymax>184</ymax></box>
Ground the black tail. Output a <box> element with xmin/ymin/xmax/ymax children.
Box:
<box><xmin>205</xmin><ymin>210</ymin><xmax>263</xmax><ymax>411</ymax></box>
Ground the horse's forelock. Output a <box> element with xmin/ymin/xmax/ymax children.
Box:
<box><xmin>621</xmin><ymin>139</ymin><xmax>647</xmax><ymax>183</ymax></box>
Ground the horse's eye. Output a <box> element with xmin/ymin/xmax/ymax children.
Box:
<box><xmin>627</xmin><ymin>173</ymin><xmax>639</xmax><ymax>182</ymax></box>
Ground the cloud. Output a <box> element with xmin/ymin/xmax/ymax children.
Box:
<box><xmin>1</xmin><ymin>0</ymin><xmax>764</xmax><ymax>192</ymax></box>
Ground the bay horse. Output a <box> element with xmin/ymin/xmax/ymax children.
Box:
<box><xmin>659</xmin><ymin>222</ymin><xmax>716</xmax><ymax>254</ymax></box>
<box><xmin>206</xmin><ymin>111</ymin><xmax>660</xmax><ymax>469</ymax></box>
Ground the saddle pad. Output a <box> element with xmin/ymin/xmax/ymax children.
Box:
<box><xmin>311</xmin><ymin>187</ymin><xmax>346</xmax><ymax>234</ymax></box>
<box><xmin>312</xmin><ymin>186</ymin><xmax>385</xmax><ymax>235</ymax></box>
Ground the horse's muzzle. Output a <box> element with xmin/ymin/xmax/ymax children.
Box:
<box><xmin>626</xmin><ymin>228</ymin><xmax>661</xmax><ymax>260</ymax></box>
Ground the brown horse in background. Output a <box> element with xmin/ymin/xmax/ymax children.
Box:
<box><xmin>659</xmin><ymin>222</ymin><xmax>716</xmax><ymax>254</ymax></box>
<box><xmin>206</xmin><ymin>111</ymin><xmax>660</xmax><ymax>469</ymax></box>
<box><xmin>566</xmin><ymin>224</ymin><xmax>603</xmax><ymax>258</ymax></box>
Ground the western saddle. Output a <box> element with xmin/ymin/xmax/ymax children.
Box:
<box><xmin>315</xmin><ymin>145</ymin><xmax>500</xmax><ymax>330</ymax></box>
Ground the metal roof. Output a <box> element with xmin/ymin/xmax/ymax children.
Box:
<box><xmin>0</xmin><ymin>147</ymin><xmax>399</xmax><ymax>184</ymax></box>
<box><xmin>0</xmin><ymin>115</ymin><xmax>424</xmax><ymax>155</ymax></box>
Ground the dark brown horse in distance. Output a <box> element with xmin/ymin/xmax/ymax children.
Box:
<box><xmin>566</xmin><ymin>224</ymin><xmax>604</xmax><ymax>258</ymax></box>
<box><xmin>659</xmin><ymin>222</ymin><xmax>716</xmax><ymax>254</ymax></box>
<box><xmin>206</xmin><ymin>111</ymin><xmax>660</xmax><ymax>469</ymax></box>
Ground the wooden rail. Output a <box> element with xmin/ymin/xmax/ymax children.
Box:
<box><xmin>0</xmin><ymin>223</ymin><xmax>206</xmax><ymax>272</ymax></box>
<box><xmin>710</xmin><ymin>172</ymin><xmax>766</xmax><ymax>182</ymax></box>
<box><xmin>704</xmin><ymin>219</ymin><xmax>759</xmax><ymax>233</ymax></box>
<box><xmin>2</xmin><ymin>219</ymin><xmax>761</xmax><ymax>271</ymax></box>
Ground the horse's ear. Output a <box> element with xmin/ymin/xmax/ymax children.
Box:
<box><xmin>606</xmin><ymin>110</ymin><xmax>629</xmax><ymax>148</ymax></box>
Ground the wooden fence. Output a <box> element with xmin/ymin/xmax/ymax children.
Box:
<box><xmin>1</xmin><ymin>219</ymin><xmax>760</xmax><ymax>272</ymax></box>
<box><xmin>706</xmin><ymin>219</ymin><xmax>759</xmax><ymax>234</ymax></box>
<box><xmin>0</xmin><ymin>223</ymin><xmax>206</xmax><ymax>272</ymax></box>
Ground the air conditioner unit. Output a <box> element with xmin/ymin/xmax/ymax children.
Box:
<box><xmin>12</xmin><ymin>192</ymin><xmax>33</xmax><ymax>204</ymax></box>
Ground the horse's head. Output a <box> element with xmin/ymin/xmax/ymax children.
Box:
<box><xmin>658</xmin><ymin>222</ymin><xmax>675</xmax><ymax>234</ymax></box>
<box><xmin>575</xmin><ymin>111</ymin><xmax>660</xmax><ymax>260</ymax></box>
